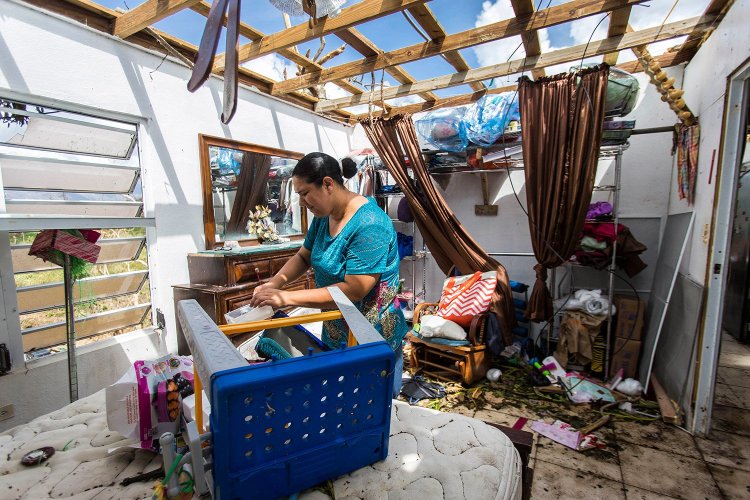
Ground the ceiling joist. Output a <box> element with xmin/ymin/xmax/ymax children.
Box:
<box><xmin>603</xmin><ymin>5</ymin><xmax>632</xmax><ymax>65</ymax></box>
<box><xmin>510</xmin><ymin>0</ymin><xmax>545</xmax><ymax>80</ymax></box>
<box><xmin>212</xmin><ymin>0</ymin><xmax>432</xmax><ymax>72</ymax></box>
<box><xmin>271</xmin><ymin>0</ymin><xmax>645</xmax><ymax>96</ymax></box>
<box><xmin>317</xmin><ymin>14</ymin><xmax>715</xmax><ymax>112</ymax></box>
<box><xmin>113</xmin><ymin>0</ymin><xmax>201</xmax><ymax>39</ymax></box>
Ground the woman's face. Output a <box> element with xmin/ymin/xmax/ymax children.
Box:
<box><xmin>293</xmin><ymin>175</ymin><xmax>335</xmax><ymax>217</ymax></box>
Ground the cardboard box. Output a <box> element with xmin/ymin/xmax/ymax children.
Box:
<box><xmin>614</xmin><ymin>294</ymin><xmax>645</xmax><ymax>341</ymax></box>
<box><xmin>610</xmin><ymin>337</ymin><xmax>642</xmax><ymax>379</ymax></box>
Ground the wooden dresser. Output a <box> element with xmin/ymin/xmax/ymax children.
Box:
<box><xmin>173</xmin><ymin>242</ymin><xmax>314</xmax><ymax>354</ymax></box>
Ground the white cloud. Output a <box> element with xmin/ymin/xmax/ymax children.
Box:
<box><xmin>386</xmin><ymin>94</ymin><xmax>424</xmax><ymax>107</ymax></box>
<box><xmin>471</xmin><ymin>1</ymin><xmax>526</xmax><ymax>67</ymax></box>
<box><xmin>629</xmin><ymin>0</ymin><xmax>708</xmax><ymax>30</ymax></box>
<box><xmin>241</xmin><ymin>53</ymin><xmax>298</xmax><ymax>82</ymax></box>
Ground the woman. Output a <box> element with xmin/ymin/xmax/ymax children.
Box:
<box><xmin>250</xmin><ymin>152</ymin><xmax>407</xmax><ymax>393</ymax></box>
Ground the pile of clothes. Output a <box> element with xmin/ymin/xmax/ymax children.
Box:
<box><xmin>573</xmin><ymin>201</ymin><xmax>647</xmax><ymax>277</ymax></box>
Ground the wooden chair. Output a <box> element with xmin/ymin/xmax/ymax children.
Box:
<box><xmin>407</xmin><ymin>303</ymin><xmax>491</xmax><ymax>385</ymax></box>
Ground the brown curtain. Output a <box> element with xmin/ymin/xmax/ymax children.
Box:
<box><xmin>361</xmin><ymin>114</ymin><xmax>516</xmax><ymax>345</ymax></box>
<box><xmin>520</xmin><ymin>64</ymin><xmax>609</xmax><ymax>322</ymax></box>
<box><xmin>226</xmin><ymin>152</ymin><xmax>272</xmax><ymax>234</ymax></box>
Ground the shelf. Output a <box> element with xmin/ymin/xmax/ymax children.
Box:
<box><xmin>429</xmin><ymin>166</ymin><xmax>524</xmax><ymax>175</ymax></box>
<box><xmin>374</xmin><ymin>193</ymin><xmax>404</xmax><ymax>198</ymax></box>
<box><xmin>390</xmin><ymin>217</ymin><xmax>413</xmax><ymax>223</ymax></box>
<box><xmin>592</xmin><ymin>185</ymin><xmax>618</xmax><ymax>192</ymax></box>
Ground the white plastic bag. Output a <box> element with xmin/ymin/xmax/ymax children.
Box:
<box><xmin>106</xmin><ymin>354</ymin><xmax>194</xmax><ymax>449</ymax></box>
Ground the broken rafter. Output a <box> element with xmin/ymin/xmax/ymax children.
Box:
<box><xmin>113</xmin><ymin>0</ymin><xmax>201</xmax><ymax>39</ymax></box>
<box><xmin>354</xmin><ymin>50</ymin><xmax>690</xmax><ymax>121</ymax></box>
<box><xmin>509</xmin><ymin>0</ymin><xmax>545</xmax><ymax>80</ymax></box>
<box><xmin>272</xmin><ymin>0</ymin><xmax>645</xmax><ymax>96</ymax></box>
<box><xmin>405</xmin><ymin>4</ymin><xmax>485</xmax><ymax>92</ymax></box>
<box><xmin>335</xmin><ymin>28</ymin><xmax>438</xmax><ymax>103</ymax></box>
<box><xmin>319</xmin><ymin>15</ymin><xmax>715</xmax><ymax>112</ymax></box>
<box><xmin>213</xmin><ymin>0</ymin><xmax>432</xmax><ymax>73</ymax></box>
<box><xmin>189</xmin><ymin>2</ymin><xmax>365</xmax><ymax>99</ymax></box>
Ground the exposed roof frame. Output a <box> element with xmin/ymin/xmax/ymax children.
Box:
<box><xmin>26</xmin><ymin>0</ymin><xmax>355</xmax><ymax>120</ymax></box>
<box><xmin>113</xmin><ymin>0</ymin><xmax>201</xmax><ymax>39</ymax></box>
<box><xmin>318</xmin><ymin>15</ymin><xmax>715</xmax><ymax>112</ymax></box>
<box><xmin>271</xmin><ymin>0</ymin><xmax>645</xmax><ymax>96</ymax></box>
<box><xmin>212</xmin><ymin>0</ymin><xmax>432</xmax><ymax>72</ymax></box>
<box><xmin>335</xmin><ymin>28</ymin><xmax>438</xmax><ymax>103</ymax></box>
<box><xmin>354</xmin><ymin>50</ymin><xmax>694</xmax><ymax>121</ymax></box>
<box><xmin>404</xmin><ymin>4</ymin><xmax>485</xmax><ymax>92</ymax></box>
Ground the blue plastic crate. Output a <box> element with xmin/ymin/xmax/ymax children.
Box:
<box><xmin>210</xmin><ymin>342</ymin><xmax>395</xmax><ymax>500</ymax></box>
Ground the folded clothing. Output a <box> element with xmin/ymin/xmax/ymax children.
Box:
<box><xmin>553</xmin><ymin>289</ymin><xmax>616</xmax><ymax>318</ymax></box>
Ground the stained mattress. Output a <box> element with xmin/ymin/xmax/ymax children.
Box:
<box><xmin>0</xmin><ymin>391</ymin><xmax>521</xmax><ymax>499</ymax></box>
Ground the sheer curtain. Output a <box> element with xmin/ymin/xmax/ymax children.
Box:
<box><xmin>226</xmin><ymin>152</ymin><xmax>272</xmax><ymax>234</ymax></box>
<box><xmin>361</xmin><ymin>115</ymin><xmax>516</xmax><ymax>345</ymax></box>
<box><xmin>519</xmin><ymin>65</ymin><xmax>610</xmax><ymax>322</ymax></box>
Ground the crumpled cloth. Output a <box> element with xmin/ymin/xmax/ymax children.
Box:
<box><xmin>586</xmin><ymin>201</ymin><xmax>613</xmax><ymax>220</ymax></box>
<box><xmin>553</xmin><ymin>289</ymin><xmax>616</xmax><ymax>317</ymax></box>
<box><xmin>554</xmin><ymin>311</ymin><xmax>606</xmax><ymax>369</ymax></box>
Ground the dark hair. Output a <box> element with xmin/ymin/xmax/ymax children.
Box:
<box><xmin>293</xmin><ymin>152</ymin><xmax>357</xmax><ymax>186</ymax></box>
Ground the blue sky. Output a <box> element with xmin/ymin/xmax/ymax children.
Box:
<box><xmin>96</xmin><ymin>0</ymin><xmax>709</xmax><ymax>107</ymax></box>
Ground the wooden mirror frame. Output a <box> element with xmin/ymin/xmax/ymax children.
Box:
<box><xmin>199</xmin><ymin>134</ymin><xmax>307</xmax><ymax>250</ymax></box>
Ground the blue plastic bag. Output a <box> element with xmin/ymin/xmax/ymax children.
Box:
<box><xmin>397</xmin><ymin>232</ymin><xmax>413</xmax><ymax>260</ymax></box>
<box><xmin>461</xmin><ymin>92</ymin><xmax>520</xmax><ymax>147</ymax></box>
<box><xmin>415</xmin><ymin>107</ymin><xmax>469</xmax><ymax>152</ymax></box>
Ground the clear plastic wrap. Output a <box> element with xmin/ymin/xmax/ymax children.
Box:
<box><xmin>461</xmin><ymin>92</ymin><xmax>520</xmax><ymax>147</ymax></box>
<box><xmin>415</xmin><ymin>106</ymin><xmax>468</xmax><ymax>152</ymax></box>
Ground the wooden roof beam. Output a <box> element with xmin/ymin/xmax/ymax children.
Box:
<box><xmin>317</xmin><ymin>14</ymin><xmax>714</xmax><ymax>112</ymax></box>
<box><xmin>335</xmin><ymin>28</ymin><xmax>437</xmax><ymax>103</ymax></box>
<box><xmin>189</xmin><ymin>2</ymin><xmax>365</xmax><ymax>100</ymax></box>
<box><xmin>213</xmin><ymin>0</ymin><xmax>431</xmax><ymax>72</ymax></box>
<box><xmin>405</xmin><ymin>4</ymin><xmax>485</xmax><ymax>92</ymax></box>
<box><xmin>602</xmin><ymin>5</ymin><xmax>632</xmax><ymax>65</ymax></box>
<box><xmin>272</xmin><ymin>0</ymin><xmax>646</xmax><ymax>96</ymax></box>
<box><xmin>510</xmin><ymin>0</ymin><xmax>545</xmax><ymax>80</ymax></box>
<box><xmin>357</xmin><ymin>49</ymin><xmax>696</xmax><ymax>122</ymax></box>
<box><xmin>113</xmin><ymin>0</ymin><xmax>201</xmax><ymax>39</ymax></box>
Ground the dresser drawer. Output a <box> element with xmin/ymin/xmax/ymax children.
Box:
<box><xmin>233</xmin><ymin>259</ymin><xmax>271</xmax><ymax>284</ymax></box>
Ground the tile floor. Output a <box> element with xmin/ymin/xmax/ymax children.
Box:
<box><xmin>449</xmin><ymin>333</ymin><xmax>750</xmax><ymax>499</ymax></box>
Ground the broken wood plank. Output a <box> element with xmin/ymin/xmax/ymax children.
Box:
<box><xmin>213</xmin><ymin>0</ymin><xmax>431</xmax><ymax>72</ymax></box>
<box><xmin>319</xmin><ymin>15</ymin><xmax>714</xmax><ymax>111</ymax></box>
<box><xmin>651</xmin><ymin>375</ymin><xmax>681</xmax><ymax>425</ymax></box>
<box><xmin>272</xmin><ymin>0</ymin><xmax>645</xmax><ymax>96</ymax></box>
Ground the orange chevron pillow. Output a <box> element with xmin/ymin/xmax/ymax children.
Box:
<box><xmin>437</xmin><ymin>271</ymin><xmax>497</xmax><ymax>328</ymax></box>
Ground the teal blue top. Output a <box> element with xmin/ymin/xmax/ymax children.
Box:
<box><xmin>303</xmin><ymin>197</ymin><xmax>407</xmax><ymax>351</ymax></box>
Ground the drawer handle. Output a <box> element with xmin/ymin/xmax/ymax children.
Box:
<box><xmin>254</xmin><ymin>267</ymin><xmax>262</xmax><ymax>282</ymax></box>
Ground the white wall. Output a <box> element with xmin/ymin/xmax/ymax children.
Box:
<box><xmin>675</xmin><ymin>0</ymin><xmax>750</xmax><ymax>285</ymax></box>
<box><xmin>0</xmin><ymin>1</ymin><xmax>356</xmax><ymax>427</ymax></box>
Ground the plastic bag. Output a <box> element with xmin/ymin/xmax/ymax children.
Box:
<box><xmin>415</xmin><ymin>107</ymin><xmax>469</xmax><ymax>152</ymax></box>
<box><xmin>462</xmin><ymin>91</ymin><xmax>520</xmax><ymax>147</ymax></box>
<box><xmin>106</xmin><ymin>354</ymin><xmax>195</xmax><ymax>449</ymax></box>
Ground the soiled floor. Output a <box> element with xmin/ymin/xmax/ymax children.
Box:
<box><xmin>439</xmin><ymin>334</ymin><xmax>750</xmax><ymax>499</ymax></box>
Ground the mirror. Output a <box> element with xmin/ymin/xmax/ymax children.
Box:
<box><xmin>199</xmin><ymin>134</ymin><xmax>306</xmax><ymax>249</ymax></box>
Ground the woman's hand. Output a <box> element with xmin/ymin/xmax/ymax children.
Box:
<box><xmin>250</xmin><ymin>287</ymin><xmax>288</xmax><ymax>309</ymax></box>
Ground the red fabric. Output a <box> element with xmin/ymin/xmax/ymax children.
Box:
<box><xmin>29</xmin><ymin>230</ymin><xmax>101</xmax><ymax>264</ymax></box>
<box><xmin>581</xmin><ymin>222</ymin><xmax>624</xmax><ymax>242</ymax></box>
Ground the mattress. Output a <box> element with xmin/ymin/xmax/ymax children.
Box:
<box><xmin>0</xmin><ymin>392</ymin><xmax>521</xmax><ymax>499</ymax></box>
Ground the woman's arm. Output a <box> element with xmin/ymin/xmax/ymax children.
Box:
<box><xmin>255</xmin><ymin>247</ymin><xmax>311</xmax><ymax>291</ymax></box>
<box><xmin>250</xmin><ymin>273</ymin><xmax>379</xmax><ymax>309</ymax></box>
